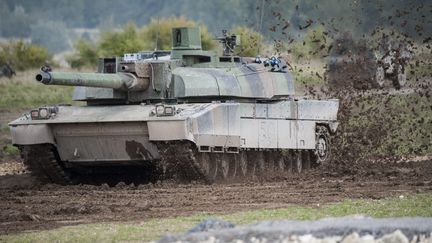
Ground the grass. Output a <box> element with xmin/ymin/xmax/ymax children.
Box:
<box><xmin>0</xmin><ymin>69</ymin><xmax>74</xmax><ymax>110</ymax></box>
<box><xmin>2</xmin><ymin>144</ymin><xmax>19</xmax><ymax>156</ymax></box>
<box><xmin>1</xmin><ymin>193</ymin><xmax>431</xmax><ymax>242</ymax></box>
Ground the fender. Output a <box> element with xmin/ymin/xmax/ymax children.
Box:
<box><xmin>10</xmin><ymin>124</ymin><xmax>55</xmax><ymax>145</ymax></box>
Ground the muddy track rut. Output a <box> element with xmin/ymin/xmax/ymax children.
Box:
<box><xmin>0</xmin><ymin>159</ymin><xmax>431</xmax><ymax>234</ymax></box>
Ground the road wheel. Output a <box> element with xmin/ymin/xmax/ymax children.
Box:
<box><xmin>264</xmin><ymin>151</ymin><xmax>276</xmax><ymax>173</ymax></box>
<box><xmin>218</xmin><ymin>154</ymin><xmax>236</xmax><ymax>180</ymax></box>
<box><xmin>249</xmin><ymin>151</ymin><xmax>264</xmax><ymax>179</ymax></box>
<box><xmin>293</xmin><ymin>151</ymin><xmax>302</xmax><ymax>173</ymax></box>
<box><xmin>302</xmin><ymin>151</ymin><xmax>311</xmax><ymax>170</ymax></box>
<box><xmin>283</xmin><ymin>151</ymin><xmax>293</xmax><ymax>173</ymax></box>
<box><xmin>197</xmin><ymin>152</ymin><xmax>218</xmax><ymax>183</ymax></box>
<box><xmin>238</xmin><ymin>151</ymin><xmax>248</xmax><ymax>177</ymax></box>
<box><xmin>313</xmin><ymin>126</ymin><xmax>331</xmax><ymax>166</ymax></box>
<box><xmin>275</xmin><ymin>152</ymin><xmax>286</xmax><ymax>172</ymax></box>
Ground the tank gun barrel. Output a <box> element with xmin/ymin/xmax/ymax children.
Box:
<box><xmin>35</xmin><ymin>70</ymin><xmax>149</xmax><ymax>91</ymax></box>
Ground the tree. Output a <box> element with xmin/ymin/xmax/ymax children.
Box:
<box><xmin>66</xmin><ymin>39</ymin><xmax>99</xmax><ymax>68</ymax></box>
<box><xmin>0</xmin><ymin>5</ymin><xmax>31</xmax><ymax>37</ymax></box>
<box><xmin>98</xmin><ymin>22</ymin><xmax>145</xmax><ymax>56</ymax></box>
<box><xmin>30</xmin><ymin>21</ymin><xmax>71</xmax><ymax>53</ymax></box>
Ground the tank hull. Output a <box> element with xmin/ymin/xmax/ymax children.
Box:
<box><xmin>10</xmin><ymin>100</ymin><xmax>338</xmax><ymax>158</ymax></box>
<box><xmin>9</xmin><ymin>99</ymin><xmax>338</xmax><ymax>183</ymax></box>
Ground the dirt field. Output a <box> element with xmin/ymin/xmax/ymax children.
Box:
<box><xmin>0</xmin><ymin>158</ymin><xmax>431</xmax><ymax>234</ymax></box>
<box><xmin>1</xmin><ymin>66</ymin><xmax>430</xmax><ymax>236</ymax></box>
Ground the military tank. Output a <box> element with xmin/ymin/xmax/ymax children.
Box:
<box><xmin>9</xmin><ymin>27</ymin><xmax>339</xmax><ymax>184</ymax></box>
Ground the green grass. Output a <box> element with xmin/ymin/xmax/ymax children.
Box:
<box><xmin>2</xmin><ymin>144</ymin><xmax>19</xmax><ymax>156</ymax></box>
<box><xmin>0</xmin><ymin>81</ymin><xmax>74</xmax><ymax>110</ymax></box>
<box><xmin>0</xmin><ymin>69</ymin><xmax>75</xmax><ymax>110</ymax></box>
<box><xmin>1</xmin><ymin>194</ymin><xmax>431</xmax><ymax>243</ymax></box>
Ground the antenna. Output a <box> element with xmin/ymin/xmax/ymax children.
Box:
<box><xmin>257</xmin><ymin>0</ymin><xmax>265</xmax><ymax>54</ymax></box>
<box><xmin>155</xmin><ymin>17</ymin><xmax>160</xmax><ymax>51</ymax></box>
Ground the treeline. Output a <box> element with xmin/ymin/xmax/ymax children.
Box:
<box><xmin>1</xmin><ymin>0</ymin><xmax>430</xmax><ymax>54</ymax></box>
<box><xmin>67</xmin><ymin>17</ymin><xmax>264</xmax><ymax>68</ymax></box>
<box><xmin>0</xmin><ymin>17</ymin><xmax>265</xmax><ymax>70</ymax></box>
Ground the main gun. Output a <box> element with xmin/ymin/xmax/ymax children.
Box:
<box><xmin>36</xmin><ymin>68</ymin><xmax>149</xmax><ymax>91</ymax></box>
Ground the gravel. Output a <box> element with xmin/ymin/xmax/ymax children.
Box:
<box><xmin>158</xmin><ymin>216</ymin><xmax>432</xmax><ymax>243</ymax></box>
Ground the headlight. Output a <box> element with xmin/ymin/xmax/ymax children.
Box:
<box><xmin>155</xmin><ymin>104</ymin><xmax>176</xmax><ymax>116</ymax></box>
<box><xmin>38</xmin><ymin>108</ymin><xmax>50</xmax><ymax>119</ymax></box>
<box><xmin>155</xmin><ymin>105</ymin><xmax>165</xmax><ymax>116</ymax></box>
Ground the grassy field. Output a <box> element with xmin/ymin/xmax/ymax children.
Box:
<box><xmin>1</xmin><ymin>193</ymin><xmax>431</xmax><ymax>242</ymax></box>
<box><xmin>0</xmin><ymin>69</ymin><xmax>75</xmax><ymax>110</ymax></box>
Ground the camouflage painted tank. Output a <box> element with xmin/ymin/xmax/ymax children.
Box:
<box><xmin>9</xmin><ymin>27</ymin><xmax>339</xmax><ymax>184</ymax></box>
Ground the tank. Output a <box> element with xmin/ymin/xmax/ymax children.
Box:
<box><xmin>9</xmin><ymin>27</ymin><xmax>339</xmax><ymax>184</ymax></box>
<box><xmin>325</xmin><ymin>33</ymin><xmax>410</xmax><ymax>90</ymax></box>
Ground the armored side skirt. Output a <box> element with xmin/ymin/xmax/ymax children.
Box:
<box><xmin>9</xmin><ymin>100</ymin><xmax>338</xmax><ymax>164</ymax></box>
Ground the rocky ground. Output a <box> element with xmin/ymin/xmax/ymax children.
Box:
<box><xmin>158</xmin><ymin>217</ymin><xmax>432</xmax><ymax>243</ymax></box>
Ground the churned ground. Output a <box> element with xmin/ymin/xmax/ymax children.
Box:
<box><xmin>0</xmin><ymin>158</ymin><xmax>431</xmax><ymax>241</ymax></box>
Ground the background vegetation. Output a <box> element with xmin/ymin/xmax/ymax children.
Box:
<box><xmin>67</xmin><ymin>17</ymin><xmax>217</xmax><ymax>68</ymax></box>
<box><xmin>0</xmin><ymin>41</ymin><xmax>51</xmax><ymax>70</ymax></box>
<box><xmin>0</xmin><ymin>0</ymin><xmax>429</xmax><ymax>56</ymax></box>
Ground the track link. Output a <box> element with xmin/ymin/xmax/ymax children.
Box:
<box><xmin>156</xmin><ymin>141</ymin><xmax>319</xmax><ymax>184</ymax></box>
<box><xmin>21</xmin><ymin>144</ymin><xmax>72</xmax><ymax>185</ymax></box>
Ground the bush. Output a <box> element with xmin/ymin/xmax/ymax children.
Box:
<box><xmin>66</xmin><ymin>39</ymin><xmax>99</xmax><ymax>69</ymax></box>
<box><xmin>0</xmin><ymin>41</ymin><xmax>51</xmax><ymax>71</ymax></box>
<box><xmin>230</xmin><ymin>26</ymin><xmax>263</xmax><ymax>57</ymax></box>
<box><xmin>99</xmin><ymin>22</ymin><xmax>145</xmax><ymax>57</ymax></box>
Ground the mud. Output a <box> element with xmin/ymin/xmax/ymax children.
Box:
<box><xmin>0</xmin><ymin>158</ymin><xmax>431</xmax><ymax>234</ymax></box>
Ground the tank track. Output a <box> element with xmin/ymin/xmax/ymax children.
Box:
<box><xmin>21</xmin><ymin>144</ymin><xmax>72</xmax><ymax>185</ymax></box>
<box><xmin>156</xmin><ymin>141</ymin><xmax>320</xmax><ymax>184</ymax></box>
<box><xmin>19</xmin><ymin>126</ymin><xmax>329</xmax><ymax>185</ymax></box>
